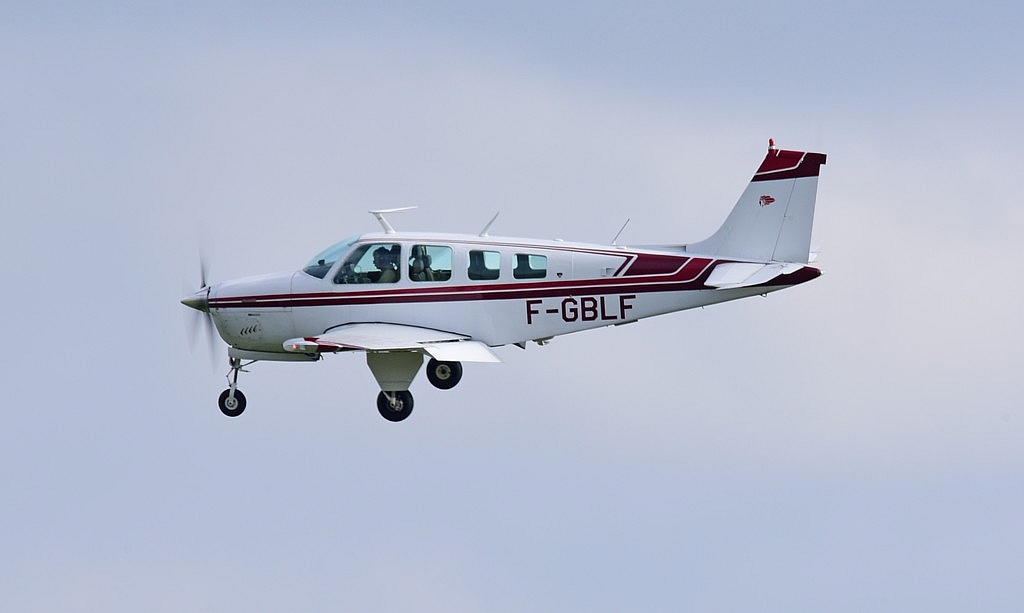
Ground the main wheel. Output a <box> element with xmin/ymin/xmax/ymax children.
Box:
<box><xmin>377</xmin><ymin>390</ymin><xmax>414</xmax><ymax>422</ymax></box>
<box><xmin>218</xmin><ymin>389</ymin><xmax>247</xmax><ymax>417</ymax></box>
<box><xmin>426</xmin><ymin>359</ymin><xmax>463</xmax><ymax>390</ymax></box>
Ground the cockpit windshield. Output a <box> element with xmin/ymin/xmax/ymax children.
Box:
<box><xmin>302</xmin><ymin>236</ymin><xmax>357</xmax><ymax>279</ymax></box>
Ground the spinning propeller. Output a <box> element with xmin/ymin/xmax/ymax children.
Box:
<box><xmin>182</xmin><ymin>254</ymin><xmax>218</xmax><ymax>362</ymax></box>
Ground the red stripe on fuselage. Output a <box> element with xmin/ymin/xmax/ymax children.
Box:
<box><xmin>622</xmin><ymin>254</ymin><xmax>689</xmax><ymax>276</ymax></box>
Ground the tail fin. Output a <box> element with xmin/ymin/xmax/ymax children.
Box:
<box><xmin>688</xmin><ymin>142</ymin><xmax>827</xmax><ymax>264</ymax></box>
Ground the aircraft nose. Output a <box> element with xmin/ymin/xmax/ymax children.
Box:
<box><xmin>181</xmin><ymin>288</ymin><xmax>209</xmax><ymax>313</ymax></box>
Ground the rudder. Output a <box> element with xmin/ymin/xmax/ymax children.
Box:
<box><xmin>688</xmin><ymin>143</ymin><xmax>827</xmax><ymax>264</ymax></box>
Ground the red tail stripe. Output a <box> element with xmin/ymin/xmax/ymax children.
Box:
<box><xmin>752</xmin><ymin>149</ymin><xmax>827</xmax><ymax>182</ymax></box>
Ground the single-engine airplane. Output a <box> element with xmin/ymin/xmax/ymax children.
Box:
<box><xmin>182</xmin><ymin>141</ymin><xmax>827</xmax><ymax>422</ymax></box>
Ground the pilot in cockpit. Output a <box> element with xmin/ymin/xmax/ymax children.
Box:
<box><xmin>373</xmin><ymin>246</ymin><xmax>399</xmax><ymax>283</ymax></box>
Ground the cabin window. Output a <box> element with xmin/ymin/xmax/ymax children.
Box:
<box><xmin>468</xmin><ymin>250</ymin><xmax>500</xmax><ymax>280</ymax></box>
<box><xmin>513</xmin><ymin>253</ymin><xmax>547</xmax><ymax>279</ymax></box>
<box><xmin>333</xmin><ymin>243</ymin><xmax>401</xmax><ymax>284</ymax></box>
<box><xmin>409</xmin><ymin>245</ymin><xmax>452</xmax><ymax>282</ymax></box>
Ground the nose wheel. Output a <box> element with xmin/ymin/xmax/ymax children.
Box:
<box><xmin>217</xmin><ymin>357</ymin><xmax>252</xmax><ymax>417</ymax></box>
<box><xmin>218</xmin><ymin>388</ymin><xmax>247</xmax><ymax>417</ymax></box>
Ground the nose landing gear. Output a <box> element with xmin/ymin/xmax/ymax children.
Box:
<box><xmin>217</xmin><ymin>357</ymin><xmax>253</xmax><ymax>417</ymax></box>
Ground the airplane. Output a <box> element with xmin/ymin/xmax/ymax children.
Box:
<box><xmin>181</xmin><ymin>140</ymin><xmax>827</xmax><ymax>422</ymax></box>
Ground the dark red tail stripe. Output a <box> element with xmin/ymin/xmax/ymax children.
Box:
<box><xmin>752</xmin><ymin>149</ymin><xmax>827</xmax><ymax>182</ymax></box>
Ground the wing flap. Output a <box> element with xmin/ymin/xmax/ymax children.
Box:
<box><xmin>317</xmin><ymin>323</ymin><xmax>468</xmax><ymax>350</ymax></box>
<box><xmin>423</xmin><ymin>341</ymin><xmax>500</xmax><ymax>363</ymax></box>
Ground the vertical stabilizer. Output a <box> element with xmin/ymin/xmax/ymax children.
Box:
<box><xmin>688</xmin><ymin>143</ymin><xmax>827</xmax><ymax>263</ymax></box>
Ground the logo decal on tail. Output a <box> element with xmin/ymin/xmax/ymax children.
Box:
<box><xmin>759</xmin><ymin>194</ymin><xmax>776</xmax><ymax>207</ymax></box>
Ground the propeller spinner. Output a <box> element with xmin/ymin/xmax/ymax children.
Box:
<box><xmin>182</xmin><ymin>256</ymin><xmax>218</xmax><ymax>361</ymax></box>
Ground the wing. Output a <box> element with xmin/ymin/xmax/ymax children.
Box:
<box><xmin>283</xmin><ymin>323</ymin><xmax>501</xmax><ymax>363</ymax></box>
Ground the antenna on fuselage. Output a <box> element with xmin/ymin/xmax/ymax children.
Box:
<box><xmin>368</xmin><ymin>207</ymin><xmax>416</xmax><ymax>234</ymax></box>
<box><xmin>479</xmin><ymin>211</ymin><xmax>501</xmax><ymax>237</ymax></box>
<box><xmin>611</xmin><ymin>218</ymin><xmax>630</xmax><ymax>245</ymax></box>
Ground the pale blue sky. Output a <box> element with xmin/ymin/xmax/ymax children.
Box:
<box><xmin>2</xmin><ymin>2</ymin><xmax>1022</xmax><ymax>611</ymax></box>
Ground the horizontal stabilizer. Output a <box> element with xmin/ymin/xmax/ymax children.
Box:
<box><xmin>705</xmin><ymin>262</ymin><xmax>804</xmax><ymax>289</ymax></box>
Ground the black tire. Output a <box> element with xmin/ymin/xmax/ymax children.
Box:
<box><xmin>218</xmin><ymin>389</ymin><xmax>247</xmax><ymax>417</ymax></box>
<box><xmin>377</xmin><ymin>390</ymin><xmax>414</xmax><ymax>422</ymax></box>
<box><xmin>426</xmin><ymin>359</ymin><xmax>463</xmax><ymax>390</ymax></box>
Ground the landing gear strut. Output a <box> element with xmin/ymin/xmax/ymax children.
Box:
<box><xmin>426</xmin><ymin>358</ymin><xmax>463</xmax><ymax>390</ymax></box>
<box><xmin>218</xmin><ymin>357</ymin><xmax>252</xmax><ymax>417</ymax></box>
<box><xmin>377</xmin><ymin>390</ymin><xmax>414</xmax><ymax>422</ymax></box>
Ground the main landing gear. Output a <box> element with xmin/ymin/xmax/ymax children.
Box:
<box><xmin>425</xmin><ymin>358</ymin><xmax>463</xmax><ymax>390</ymax></box>
<box><xmin>373</xmin><ymin>360</ymin><xmax>462</xmax><ymax>422</ymax></box>
<box><xmin>217</xmin><ymin>357</ymin><xmax>252</xmax><ymax>417</ymax></box>
<box><xmin>377</xmin><ymin>390</ymin><xmax>414</xmax><ymax>422</ymax></box>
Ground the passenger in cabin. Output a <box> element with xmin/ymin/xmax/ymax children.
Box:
<box><xmin>373</xmin><ymin>246</ymin><xmax>399</xmax><ymax>283</ymax></box>
<box><xmin>409</xmin><ymin>247</ymin><xmax>434</xmax><ymax>281</ymax></box>
<box><xmin>407</xmin><ymin>255</ymin><xmax>432</xmax><ymax>282</ymax></box>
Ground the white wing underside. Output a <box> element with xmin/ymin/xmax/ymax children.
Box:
<box><xmin>284</xmin><ymin>323</ymin><xmax>501</xmax><ymax>363</ymax></box>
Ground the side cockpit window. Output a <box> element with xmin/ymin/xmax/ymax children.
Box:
<box><xmin>409</xmin><ymin>245</ymin><xmax>452</xmax><ymax>282</ymax></box>
<box><xmin>468</xmin><ymin>250</ymin><xmax>500</xmax><ymax>280</ymax></box>
<box><xmin>333</xmin><ymin>243</ymin><xmax>401</xmax><ymax>284</ymax></box>
<box><xmin>514</xmin><ymin>253</ymin><xmax>547</xmax><ymax>279</ymax></box>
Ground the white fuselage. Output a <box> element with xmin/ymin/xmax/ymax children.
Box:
<box><xmin>206</xmin><ymin>232</ymin><xmax>820</xmax><ymax>356</ymax></box>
